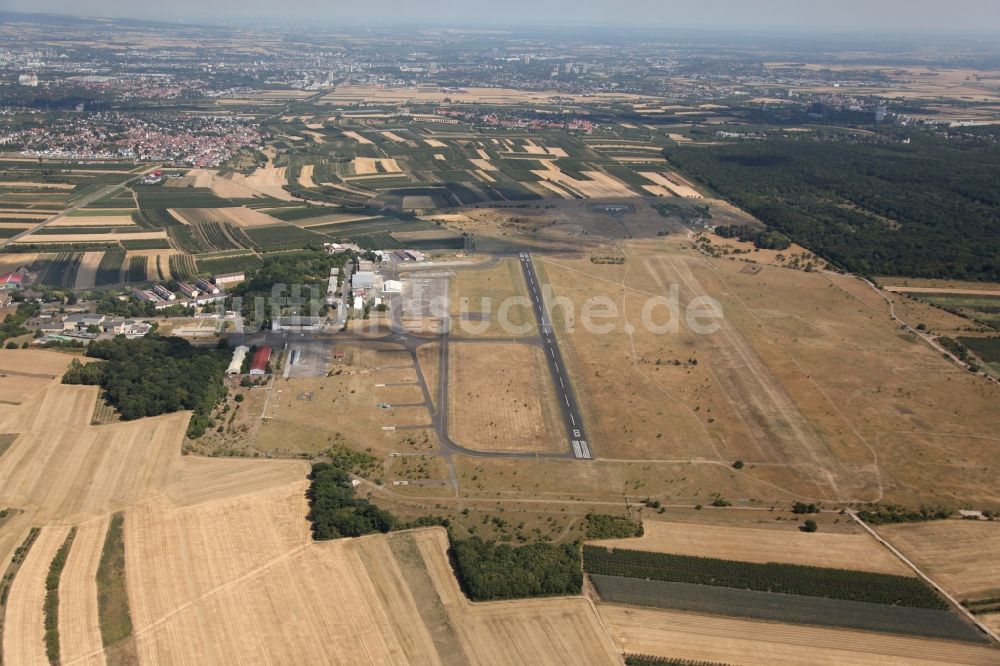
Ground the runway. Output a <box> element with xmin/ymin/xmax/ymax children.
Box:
<box><xmin>517</xmin><ymin>252</ymin><xmax>592</xmax><ymax>459</ymax></box>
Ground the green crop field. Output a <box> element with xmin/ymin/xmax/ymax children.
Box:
<box><xmin>95</xmin><ymin>249</ymin><xmax>126</xmax><ymax>286</ymax></box>
<box><xmin>168</xmin><ymin>254</ymin><xmax>197</xmax><ymax>281</ymax></box>
<box><xmin>243</xmin><ymin>224</ymin><xmax>326</xmax><ymax>252</ymax></box>
<box><xmin>196</xmin><ymin>253</ymin><xmax>264</xmax><ymax>276</ymax></box>
<box><xmin>133</xmin><ymin>209</ymin><xmax>183</xmax><ymax>229</ymax></box>
<box><xmin>582</xmin><ymin>546</ymin><xmax>946</xmax><ymax>609</ymax></box>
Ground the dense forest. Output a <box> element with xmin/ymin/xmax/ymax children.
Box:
<box><xmin>61</xmin><ymin>335</ymin><xmax>230</xmax><ymax>437</ymax></box>
<box><xmin>449</xmin><ymin>537</ymin><xmax>583</xmax><ymax>601</ymax></box>
<box><xmin>666</xmin><ymin>135</ymin><xmax>1000</xmax><ymax>280</ymax></box>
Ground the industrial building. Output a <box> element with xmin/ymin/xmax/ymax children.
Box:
<box><xmin>272</xmin><ymin>316</ymin><xmax>322</xmax><ymax>332</ymax></box>
<box><xmin>177</xmin><ymin>282</ymin><xmax>200</xmax><ymax>298</ymax></box>
<box><xmin>227</xmin><ymin>346</ymin><xmax>249</xmax><ymax>375</ymax></box>
<box><xmin>152</xmin><ymin>284</ymin><xmax>176</xmax><ymax>301</ymax></box>
<box><xmin>249</xmin><ymin>346</ymin><xmax>272</xmax><ymax>375</ymax></box>
<box><xmin>195</xmin><ymin>278</ymin><xmax>220</xmax><ymax>295</ymax></box>
<box><xmin>352</xmin><ymin>271</ymin><xmax>375</xmax><ymax>289</ymax></box>
<box><xmin>212</xmin><ymin>272</ymin><xmax>245</xmax><ymax>287</ymax></box>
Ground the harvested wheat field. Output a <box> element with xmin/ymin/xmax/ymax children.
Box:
<box><xmin>598</xmin><ymin>604</ymin><xmax>998</xmax><ymax>666</ymax></box>
<box><xmin>2</xmin><ymin>525</ymin><xmax>72</xmax><ymax>666</ymax></box>
<box><xmin>381</xmin><ymin>130</ymin><xmax>408</xmax><ymax>143</ymax></box>
<box><xmin>74</xmin><ymin>251</ymin><xmax>103</xmax><ymax>290</ymax></box>
<box><xmin>58</xmin><ymin>516</ymin><xmax>109</xmax><ymax>666</ymax></box>
<box><xmin>469</xmin><ymin>158</ymin><xmax>497</xmax><ymax>171</ymax></box>
<box><xmin>15</xmin><ymin>231</ymin><xmax>166</xmax><ymax>244</ymax></box>
<box><xmin>351</xmin><ymin>157</ymin><xmax>403</xmax><ymax>176</ymax></box>
<box><xmin>49</xmin><ymin>215</ymin><xmax>137</xmax><ymax>227</ymax></box>
<box><xmin>299</xmin><ymin>164</ymin><xmax>318</xmax><ymax>188</ymax></box>
<box><xmin>639</xmin><ymin>171</ymin><xmax>702</xmax><ymax>198</ymax></box>
<box><xmin>187</xmin><ymin>168</ymin><xmax>265</xmax><ymax>200</ymax></box>
<box><xmin>878</xmin><ymin>522</ymin><xmax>1000</xmax><ymax>604</ymax></box>
<box><xmin>532</xmin><ymin>164</ymin><xmax>636</xmax><ymax>198</ymax></box>
<box><xmin>122</xmin><ymin>487</ymin><xmax>620</xmax><ymax>665</ymax></box>
<box><xmin>0</xmin><ymin>373</ymin><xmax>50</xmax><ymax>405</ymax></box>
<box><xmin>589</xmin><ymin>519</ymin><xmax>911</xmax><ymax>575</ymax></box>
<box><xmin>341</xmin><ymin>130</ymin><xmax>373</xmax><ymax>145</ymax></box>
<box><xmin>217</xmin><ymin>206</ymin><xmax>281</xmax><ymax>228</ymax></box>
<box><xmin>0</xmin><ymin>348</ymin><xmax>83</xmax><ymax>378</ymax></box>
<box><xmin>448</xmin><ymin>342</ymin><xmax>563</xmax><ymax>452</ymax></box>
<box><xmin>424</xmin><ymin>138</ymin><xmax>448</xmax><ymax>148</ymax></box>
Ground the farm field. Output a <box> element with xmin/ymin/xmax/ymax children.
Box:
<box><xmin>597</xmin><ymin>604</ymin><xmax>999</xmax><ymax>666</ymax></box>
<box><xmin>877</xmin><ymin>521</ymin><xmax>1000</xmax><ymax>631</ymax></box>
<box><xmin>588</xmin><ymin>519</ymin><xmax>911</xmax><ymax>575</ymax></box>
<box><xmin>447</xmin><ymin>342</ymin><xmax>564</xmax><ymax>452</ymax></box>
<box><xmin>0</xmin><ymin>351</ymin><xmax>626</xmax><ymax>665</ymax></box>
<box><xmin>589</xmin><ymin>575</ymin><xmax>979</xmax><ymax>642</ymax></box>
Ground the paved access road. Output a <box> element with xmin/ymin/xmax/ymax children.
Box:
<box><xmin>518</xmin><ymin>252</ymin><xmax>592</xmax><ymax>459</ymax></box>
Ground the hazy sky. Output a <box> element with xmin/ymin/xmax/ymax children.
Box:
<box><xmin>5</xmin><ymin>0</ymin><xmax>1000</xmax><ymax>32</ymax></box>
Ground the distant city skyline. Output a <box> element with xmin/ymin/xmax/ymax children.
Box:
<box><xmin>3</xmin><ymin>0</ymin><xmax>1000</xmax><ymax>33</ymax></box>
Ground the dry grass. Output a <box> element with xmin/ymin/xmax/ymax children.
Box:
<box><xmin>448</xmin><ymin>257</ymin><xmax>535</xmax><ymax>337</ymax></box>
<box><xmin>448</xmin><ymin>342</ymin><xmax>564</xmax><ymax>452</ymax></box>
<box><xmin>590</xmin><ymin>518</ymin><xmax>911</xmax><ymax>575</ymax></box>
<box><xmin>598</xmin><ymin>604</ymin><xmax>999</xmax><ymax>665</ymax></box>
<box><xmin>538</xmin><ymin>239</ymin><xmax>1000</xmax><ymax>505</ymax></box>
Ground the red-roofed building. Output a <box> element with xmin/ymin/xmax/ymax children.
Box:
<box><xmin>0</xmin><ymin>273</ymin><xmax>23</xmax><ymax>290</ymax></box>
<box><xmin>249</xmin><ymin>345</ymin><xmax>272</xmax><ymax>375</ymax></box>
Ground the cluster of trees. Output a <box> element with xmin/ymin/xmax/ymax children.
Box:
<box><xmin>584</xmin><ymin>513</ymin><xmax>643</xmax><ymax>539</ymax></box>
<box><xmin>61</xmin><ymin>335</ymin><xmax>230</xmax><ymax>437</ymax></box>
<box><xmin>306</xmin><ymin>463</ymin><xmax>397</xmax><ymax>539</ymax></box>
<box><xmin>0</xmin><ymin>302</ymin><xmax>39</xmax><ymax>343</ymax></box>
<box><xmin>714</xmin><ymin>224</ymin><xmax>792</xmax><ymax>250</ymax></box>
<box><xmin>666</xmin><ymin>136</ymin><xmax>1000</xmax><ymax>280</ymax></box>
<box><xmin>94</xmin><ymin>295</ymin><xmax>193</xmax><ymax>319</ymax></box>
<box><xmin>583</xmin><ymin>546</ymin><xmax>946</xmax><ymax>609</ymax></box>
<box><xmin>856</xmin><ymin>504</ymin><xmax>953</xmax><ymax>525</ymax></box>
<box><xmin>791</xmin><ymin>502</ymin><xmax>820</xmax><ymax>514</ymax></box>
<box><xmin>228</xmin><ymin>250</ymin><xmax>348</xmax><ymax>324</ymax></box>
<box><xmin>449</xmin><ymin>537</ymin><xmax>582</xmax><ymax>601</ymax></box>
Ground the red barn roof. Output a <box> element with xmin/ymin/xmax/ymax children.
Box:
<box><xmin>250</xmin><ymin>345</ymin><xmax>272</xmax><ymax>372</ymax></box>
<box><xmin>0</xmin><ymin>272</ymin><xmax>23</xmax><ymax>285</ymax></box>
